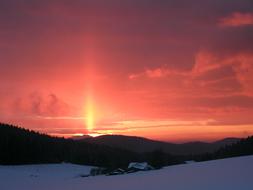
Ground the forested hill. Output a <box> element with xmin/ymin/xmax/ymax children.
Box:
<box><xmin>196</xmin><ymin>136</ymin><xmax>253</xmax><ymax>161</ymax></box>
<box><xmin>1</xmin><ymin>123</ymin><xmax>252</xmax><ymax>168</ymax></box>
<box><xmin>80</xmin><ymin>135</ymin><xmax>240</xmax><ymax>155</ymax></box>
<box><xmin>0</xmin><ymin>123</ymin><xmax>184</xmax><ymax>168</ymax></box>
<box><xmin>0</xmin><ymin>123</ymin><xmax>141</xmax><ymax>167</ymax></box>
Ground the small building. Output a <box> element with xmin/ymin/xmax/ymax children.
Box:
<box><xmin>90</xmin><ymin>167</ymin><xmax>107</xmax><ymax>176</ymax></box>
<box><xmin>127</xmin><ymin>162</ymin><xmax>154</xmax><ymax>172</ymax></box>
<box><xmin>107</xmin><ymin>168</ymin><xmax>125</xmax><ymax>176</ymax></box>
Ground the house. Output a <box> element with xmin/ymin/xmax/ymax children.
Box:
<box><xmin>107</xmin><ymin>168</ymin><xmax>125</xmax><ymax>176</ymax></box>
<box><xmin>127</xmin><ymin>162</ymin><xmax>154</xmax><ymax>172</ymax></box>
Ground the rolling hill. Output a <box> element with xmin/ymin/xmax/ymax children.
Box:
<box><xmin>78</xmin><ymin>135</ymin><xmax>240</xmax><ymax>155</ymax></box>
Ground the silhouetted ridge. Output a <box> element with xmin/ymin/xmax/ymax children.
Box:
<box><xmin>80</xmin><ymin>134</ymin><xmax>240</xmax><ymax>155</ymax></box>
<box><xmin>0</xmin><ymin>123</ymin><xmax>182</xmax><ymax>168</ymax></box>
<box><xmin>1</xmin><ymin>123</ymin><xmax>252</xmax><ymax>168</ymax></box>
<box><xmin>0</xmin><ymin>123</ymin><xmax>139</xmax><ymax>167</ymax></box>
<box><xmin>196</xmin><ymin>136</ymin><xmax>253</xmax><ymax>161</ymax></box>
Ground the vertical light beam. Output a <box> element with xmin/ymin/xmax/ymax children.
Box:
<box><xmin>86</xmin><ymin>95</ymin><xmax>95</xmax><ymax>132</ymax></box>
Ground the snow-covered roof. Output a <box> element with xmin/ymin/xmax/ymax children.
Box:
<box><xmin>128</xmin><ymin>162</ymin><xmax>149</xmax><ymax>170</ymax></box>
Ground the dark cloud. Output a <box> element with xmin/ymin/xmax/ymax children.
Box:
<box><xmin>1</xmin><ymin>0</ymin><xmax>253</xmax><ymax>75</ymax></box>
<box><xmin>13</xmin><ymin>92</ymin><xmax>72</xmax><ymax>117</ymax></box>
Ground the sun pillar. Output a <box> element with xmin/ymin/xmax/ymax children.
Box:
<box><xmin>85</xmin><ymin>95</ymin><xmax>95</xmax><ymax>133</ymax></box>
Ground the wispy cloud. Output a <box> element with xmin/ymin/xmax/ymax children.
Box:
<box><xmin>128</xmin><ymin>66</ymin><xmax>188</xmax><ymax>80</ymax></box>
<box><xmin>93</xmin><ymin>119</ymin><xmax>217</xmax><ymax>132</ymax></box>
<box><xmin>219</xmin><ymin>12</ymin><xmax>253</xmax><ymax>27</ymax></box>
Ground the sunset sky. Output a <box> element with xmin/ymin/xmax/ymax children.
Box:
<box><xmin>1</xmin><ymin>0</ymin><xmax>253</xmax><ymax>142</ymax></box>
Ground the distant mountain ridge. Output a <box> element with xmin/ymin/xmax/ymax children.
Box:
<box><xmin>78</xmin><ymin>135</ymin><xmax>240</xmax><ymax>155</ymax></box>
<box><xmin>1</xmin><ymin>123</ymin><xmax>252</xmax><ymax>168</ymax></box>
<box><xmin>71</xmin><ymin>135</ymin><xmax>92</xmax><ymax>141</ymax></box>
<box><xmin>0</xmin><ymin>123</ymin><xmax>140</xmax><ymax>167</ymax></box>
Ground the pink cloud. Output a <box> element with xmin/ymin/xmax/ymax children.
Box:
<box><xmin>128</xmin><ymin>50</ymin><xmax>253</xmax><ymax>101</ymax></box>
<box><xmin>146</xmin><ymin>68</ymin><xmax>164</xmax><ymax>78</ymax></box>
<box><xmin>193</xmin><ymin>51</ymin><xmax>253</xmax><ymax>95</ymax></box>
<box><xmin>219</xmin><ymin>12</ymin><xmax>253</xmax><ymax>27</ymax></box>
<box><xmin>129</xmin><ymin>66</ymin><xmax>188</xmax><ymax>80</ymax></box>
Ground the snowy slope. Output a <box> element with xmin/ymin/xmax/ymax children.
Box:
<box><xmin>0</xmin><ymin>155</ymin><xmax>253</xmax><ymax>190</ymax></box>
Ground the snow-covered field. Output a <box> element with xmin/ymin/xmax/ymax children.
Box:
<box><xmin>0</xmin><ymin>155</ymin><xmax>252</xmax><ymax>190</ymax></box>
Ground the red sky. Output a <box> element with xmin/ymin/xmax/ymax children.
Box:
<box><xmin>1</xmin><ymin>0</ymin><xmax>253</xmax><ymax>142</ymax></box>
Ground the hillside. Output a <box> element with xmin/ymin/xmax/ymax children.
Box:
<box><xmin>0</xmin><ymin>123</ymin><xmax>140</xmax><ymax>167</ymax></box>
<box><xmin>1</xmin><ymin>122</ymin><xmax>251</xmax><ymax>168</ymax></box>
<box><xmin>197</xmin><ymin>136</ymin><xmax>253</xmax><ymax>161</ymax></box>
<box><xmin>79</xmin><ymin>135</ymin><xmax>240</xmax><ymax>155</ymax></box>
<box><xmin>0</xmin><ymin>123</ymin><xmax>182</xmax><ymax>168</ymax></box>
<box><xmin>1</xmin><ymin>155</ymin><xmax>252</xmax><ymax>190</ymax></box>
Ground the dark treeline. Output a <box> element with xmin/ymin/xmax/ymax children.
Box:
<box><xmin>0</xmin><ymin>123</ymin><xmax>182</xmax><ymax>168</ymax></box>
<box><xmin>193</xmin><ymin>136</ymin><xmax>253</xmax><ymax>162</ymax></box>
<box><xmin>1</xmin><ymin>123</ymin><xmax>252</xmax><ymax>169</ymax></box>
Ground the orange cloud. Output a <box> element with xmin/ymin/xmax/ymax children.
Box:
<box><xmin>219</xmin><ymin>12</ymin><xmax>253</xmax><ymax>27</ymax></box>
